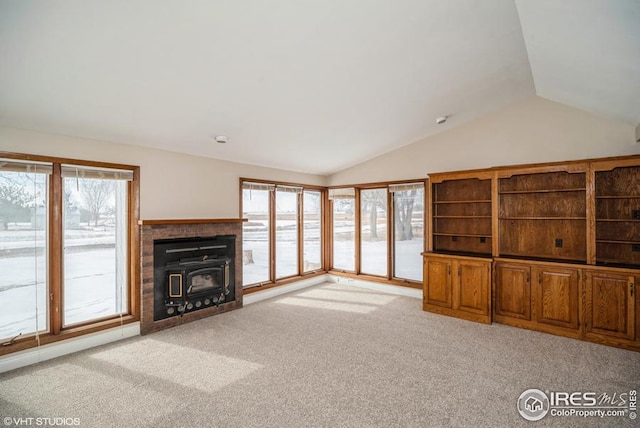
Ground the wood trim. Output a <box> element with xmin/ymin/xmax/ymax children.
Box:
<box><xmin>49</xmin><ymin>163</ymin><xmax>62</xmax><ymax>335</ymax></box>
<box><xmin>0</xmin><ymin>151</ymin><xmax>139</xmax><ymax>171</ymax></box>
<box><xmin>138</xmin><ymin>218</ymin><xmax>247</xmax><ymax>225</ymax></box>
<box><xmin>0</xmin><ymin>316</ymin><xmax>138</xmax><ymax>357</ymax></box>
<box><xmin>386</xmin><ymin>189</ymin><xmax>392</xmax><ymax>280</ymax></box>
<box><xmin>129</xmin><ymin>167</ymin><xmax>141</xmax><ymax>319</ymax></box>
<box><xmin>328</xmin><ymin>270</ymin><xmax>422</xmax><ymax>289</ymax></box>
<box><xmin>429</xmin><ymin>169</ymin><xmax>495</xmax><ymax>183</ymax></box>
<box><xmin>354</xmin><ymin>188</ymin><xmax>361</xmax><ymax>274</ymax></box>
<box><xmin>327</xmin><ymin>177</ymin><xmax>427</xmax><ymax>190</ymax></box>
<box><xmin>491</xmin><ymin>172</ymin><xmax>499</xmax><ymax>257</ymax></box>
<box><xmin>240</xmin><ymin>176</ymin><xmax>326</xmax><ymax>191</ymax></box>
<box><xmin>426</xmin><ymin>179</ymin><xmax>433</xmax><ymax>252</ymax></box>
<box><xmin>590</xmin><ymin>156</ymin><xmax>640</xmax><ymax>172</ymax></box>
<box><xmin>586</xmin><ymin>164</ymin><xmax>596</xmax><ymax>264</ymax></box>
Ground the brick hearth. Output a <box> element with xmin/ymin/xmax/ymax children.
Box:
<box><xmin>139</xmin><ymin>219</ymin><xmax>244</xmax><ymax>334</ymax></box>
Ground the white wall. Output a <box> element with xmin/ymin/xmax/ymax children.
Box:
<box><xmin>0</xmin><ymin>127</ymin><xmax>326</xmax><ymax>219</ymax></box>
<box><xmin>328</xmin><ymin>97</ymin><xmax>639</xmax><ymax>185</ymax></box>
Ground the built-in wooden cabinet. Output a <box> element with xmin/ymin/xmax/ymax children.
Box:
<box><xmin>423</xmin><ymin>155</ymin><xmax>640</xmax><ymax>351</ymax></box>
<box><xmin>423</xmin><ymin>253</ymin><xmax>491</xmax><ymax>324</ymax></box>
<box><xmin>584</xmin><ymin>270</ymin><xmax>636</xmax><ymax>343</ymax></box>
<box><xmin>494</xmin><ymin>260</ymin><xmax>581</xmax><ymax>338</ymax></box>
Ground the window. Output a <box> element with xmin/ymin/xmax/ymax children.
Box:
<box><xmin>391</xmin><ymin>183</ymin><xmax>424</xmax><ymax>281</ymax></box>
<box><xmin>242</xmin><ymin>183</ymin><xmax>272</xmax><ymax>286</ymax></box>
<box><xmin>0</xmin><ymin>154</ymin><xmax>138</xmax><ymax>353</ymax></box>
<box><xmin>241</xmin><ymin>179</ymin><xmax>323</xmax><ymax>288</ymax></box>
<box><xmin>303</xmin><ymin>190</ymin><xmax>322</xmax><ymax>272</ymax></box>
<box><xmin>62</xmin><ymin>165</ymin><xmax>131</xmax><ymax>326</ymax></box>
<box><xmin>360</xmin><ymin>188</ymin><xmax>387</xmax><ymax>276</ymax></box>
<box><xmin>328</xmin><ymin>181</ymin><xmax>424</xmax><ymax>284</ymax></box>
<box><xmin>330</xmin><ymin>188</ymin><xmax>355</xmax><ymax>271</ymax></box>
<box><xmin>275</xmin><ymin>186</ymin><xmax>300</xmax><ymax>279</ymax></box>
<box><xmin>0</xmin><ymin>160</ymin><xmax>50</xmax><ymax>342</ymax></box>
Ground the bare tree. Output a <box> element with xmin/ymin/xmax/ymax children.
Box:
<box><xmin>394</xmin><ymin>189</ymin><xmax>417</xmax><ymax>241</ymax></box>
<box><xmin>361</xmin><ymin>189</ymin><xmax>386</xmax><ymax>239</ymax></box>
<box><xmin>79</xmin><ymin>180</ymin><xmax>114</xmax><ymax>227</ymax></box>
<box><xmin>0</xmin><ymin>182</ymin><xmax>31</xmax><ymax>229</ymax></box>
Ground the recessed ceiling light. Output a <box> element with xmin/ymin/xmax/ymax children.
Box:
<box><xmin>435</xmin><ymin>116</ymin><xmax>447</xmax><ymax>125</ymax></box>
<box><xmin>214</xmin><ymin>135</ymin><xmax>228</xmax><ymax>144</ymax></box>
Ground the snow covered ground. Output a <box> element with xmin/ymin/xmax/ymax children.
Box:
<box><xmin>0</xmin><ymin>228</ymin><xmax>125</xmax><ymax>342</ymax></box>
<box><xmin>243</xmin><ymin>221</ymin><xmax>423</xmax><ymax>285</ymax></box>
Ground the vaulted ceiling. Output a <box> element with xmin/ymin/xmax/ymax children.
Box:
<box><xmin>1</xmin><ymin>1</ymin><xmax>638</xmax><ymax>175</ymax></box>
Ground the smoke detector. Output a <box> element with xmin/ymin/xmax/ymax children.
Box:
<box><xmin>214</xmin><ymin>135</ymin><xmax>228</xmax><ymax>144</ymax></box>
<box><xmin>435</xmin><ymin>116</ymin><xmax>447</xmax><ymax>125</ymax></box>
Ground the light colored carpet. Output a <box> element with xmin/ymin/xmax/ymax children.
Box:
<box><xmin>1</xmin><ymin>282</ymin><xmax>638</xmax><ymax>427</ymax></box>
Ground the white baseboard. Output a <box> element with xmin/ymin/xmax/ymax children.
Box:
<box><xmin>0</xmin><ymin>322</ymin><xmax>140</xmax><ymax>373</ymax></box>
<box><xmin>244</xmin><ymin>275</ymin><xmax>329</xmax><ymax>305</ymax></box>
<box><xmin>327</xmin><ymin>274</ymin><xmax>422</xmax><ymax>299</ymax></box>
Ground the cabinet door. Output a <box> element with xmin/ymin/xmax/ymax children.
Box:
<box><xmin>456</xmin><ymin>260</ymin><xmax>490</xmax><ymax>316</ymax></box>
<box><xmin>532</xmin><ymin>267</ymin><xmax>579</xmax><ymax>330</ymax></box>
<box><xmin>424</xmin><ymin>258</ymin><xmax>453</xmax><ymax>309</ymax></box>
<box><xmin>495</xmin><ymin>263</ymin><xmax>531</xmax><ymax>320</ymax></box>
<box><xmin>585</xmin><ymin>271</ymin><xmax>635</xmax><ymax>340</ymax></box>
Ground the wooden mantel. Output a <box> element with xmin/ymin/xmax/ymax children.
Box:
<box><xmin>138</xmin><ymin>218</ymin><xmax>247</xmax><ymax>225</ymax></box>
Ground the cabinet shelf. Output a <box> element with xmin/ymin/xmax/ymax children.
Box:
<box><xmin>433</xmin><ymin>232</ymin><xmax>491</xmax><ymax>238</ymax></box>
<box><xmin>596</xmin><ymin>219</ymin><xmax>640</xmax><ymax>223</ymax></box>
<box><xmin>500</xmin><ymin>188</ymin><xmax>586</xmax><ymax>194</ymax></box>
<box><xmin>596</xmin><ymin>239</ymin><xmax>640</xmax><ymax>245</ymax></box>
<box><xmin>596</xmin><ymin>195</ymin><xmax>640</xmax><ymax>199</ymax></box>
<box><xmin>433</xmin><ymin>200</ymin><xmax>491</xmax><ymax>204</ymax></box>
<box><xmin>500</xmin><ymin>216</ymin><xmax>586</xmax><ymax>220</ymax></box>
<box><xmin>434</xmin><ymin>215</ymin><xmax>492</xmax><ymax>219</ymax></box>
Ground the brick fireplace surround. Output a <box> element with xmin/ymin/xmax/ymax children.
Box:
<box><xmin>139</xmin><ymin>219</ymin><xmax>245</xmax><ymax>335</ymax></box>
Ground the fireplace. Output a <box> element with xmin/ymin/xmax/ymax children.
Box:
<box><xmin>153</xmin><ymin>235</ymin><xmax>236</xmax><ymax>321</ymax></box>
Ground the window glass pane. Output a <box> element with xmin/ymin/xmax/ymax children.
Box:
<box><xmin>63</xmin><ymin>177</ymin><xmax>128</xmax><ymax>326</ymax></box>
<box><xmin>360</xmin><ymin>189</ymin><xmax>388</xmax><ymax>276</ymax></box>
<box><xmin>276</xmin><ymin>189</ymin><xmax>298</xmax><ymax>278</ymax></box>
<box><xmin>242</xmin><ymin>188</ymin><xmax>270</xmax><ymax>286</ymax></box>
<box><xmin>0</xmin><ymin>171</ymin><xmax>48</xmax><ymax>341</ymax></box>
<box><xmin>303</xmin><ymin>191</ymin><xmax>322</xmax><ymax>272</ymax></box>
<box><xmin>332</xmin><ymin>198</ymin><xmax>355</xmax><ymax>271</ymax></box>
<box><xmin>393</xmin><ymin>187</ymin><xmax>424</xmax><ymax>281</ymax></box>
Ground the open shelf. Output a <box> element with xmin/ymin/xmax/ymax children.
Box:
<box><xmin>432</xmin><ymin>177</ymin><xmax>492</xmax><ymax>255</ymax></box>
<box><xmin>595</xmin><ymin>165</ymin><xmax>640</xmax><ymax>266</ymax></box>
<box><xmin>433</xmin><ymin>200</ymin><xmax>491</xmax><ymax>204</ymax></box>
<box><xmin>433</xmin><ymin>215</ymin><xmax>492</xmax><ymax>219</ymax></box>
<box><xmin>596</xmin><ymin>195</ymin><xmax>640</xmax><ymax>200</ymax></box>
<box><xmin>433</xmin><ymin>232</ymin><xmax>491</xmax><ymax>238</ymax></box>
<box><xmin>500</xmin><ymin>217</ymin><xmax>586</xmax><ymax>221</ymax></box>
<box><xmin>498</xmin><ymin>170</ymin><xmax>587</xmax><ymax>262</ymax></box>
<box><xmin>500</xmin><ymin>188</ymin><xmax>585</xmax><ymax>194</ymax></box>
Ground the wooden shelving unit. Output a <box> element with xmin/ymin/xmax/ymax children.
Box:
<box><xmin>594</xmin><ymin>163</ymin><xmax>640</xmax><ymax>267</ymax></box>
<box><xmin>423</xmin><ymin>155</ymin><xmax>640</xmax><ymax>352</ymax></box>
<box><xmin>431</xmin><ymin>177</ymin><xmax>493</xmax><ymax>257</ymax></box>
<box><xmin>498</xmin><ymin>169</ymin><xmax>587</xmax><ymax>263</ymax></box>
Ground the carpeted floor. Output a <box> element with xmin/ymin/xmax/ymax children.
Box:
<box><xmin>1</xmin><ymin>282</ymin><xmax>638</xmax><ymax>427</ymax></box>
